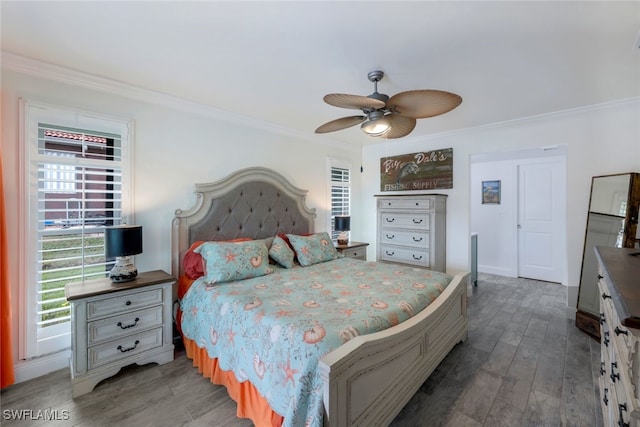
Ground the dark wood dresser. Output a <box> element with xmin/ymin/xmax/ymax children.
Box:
<box><xmin>595</xmin><ymin>246</ymin><xmax>640</xmax><ymax>426</ymax></box>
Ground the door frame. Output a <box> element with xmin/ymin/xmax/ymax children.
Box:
<box><xmin>470</xmin><ymin>146</ymin><xmax>567</xmax><ymax>285</ymax></box>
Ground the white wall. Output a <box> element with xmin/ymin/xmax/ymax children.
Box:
<box><xmin>0</xmin><ymin>66</ymin><xmax>361</xmax><ymax>377</ymax></box>
<box><xmin>361</xmin><ymin>98</ymin><xmax>640</xmax><ymax>307</ymax></box>
<box><xmin>470</xmin><ymin>159</ymin><xmax>519</xmax><ymax>277</ymax></box>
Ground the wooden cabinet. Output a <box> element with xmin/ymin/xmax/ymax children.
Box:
<box><xmin>65</xmin><ymin>270</ymin><xmax>175</xmax><ymax>397</ymax></box>
<box><xmin>375</xmin><ymin>194</ymin><xmax>447</xmax><ymax>272</ymax></box>
<box><xmin>595</xmin><ymin>246</ymin><xmax>640</xmax><ymax>427</ymax></box>
<box><xmin>335</xmin><ymin>241</ymin><xmax>369</xmax><ymax>260</ymax></box>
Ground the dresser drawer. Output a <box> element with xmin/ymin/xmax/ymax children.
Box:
<box><xmin>88</xmin><ymin>306</ymin><xmax>163</xmax><ymax>345</ymax></box>
<box><xmin>378</xmin><ymin>198</ymin><xmax>431</xmax><ymax>210</ymax></box>
<box><xmin>380</xmin><ymin>213</ymin><xmax>430</xmax><ymax>230</ymax></box>
<box><xmin>380</xmin><ymin>229</ymin><xmax>430</xmax><ymax>247</ymax></box>
<box><xmin>88</xmin><ymin>328</ymin><xmax>163</xmax><ymax>369</ymax></box>
<box><xmin>380</xmin><ymin>245</ymin><xmax>430</xmax><ymax>267</ymax></box>
<box><xmin>87</xmin><ymin>288</ymin><xmax>163</xmax><ymax>320</ymax></box>
<box><xmin>610</xmin><ymin>354</ymin><xmax>638</xmax><ymax>427</ymax></box>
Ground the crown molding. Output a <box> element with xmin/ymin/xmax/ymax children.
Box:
<box><xmin>1</xmin><ymin>51</ymin><xmax>357</xmax><ymax>153</ymax></box>
<box><xmin>370</xmin><ymin>96</ymin><xmax>640</xmax><ymax>149</ymax></box>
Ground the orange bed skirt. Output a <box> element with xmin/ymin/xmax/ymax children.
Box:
<box><xmin>183</xmin><ymin>337</ymin><xmax>284</xmax><ymax>427</ymax></box>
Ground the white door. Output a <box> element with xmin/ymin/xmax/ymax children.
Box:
<box><xmin>517</xmin><ymin>160</ymin><xmax>564</xmax><ymax>282</ymax></box>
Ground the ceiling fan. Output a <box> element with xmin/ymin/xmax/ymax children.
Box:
<box><xmin>315</xmin><ymin>70</ymin><xmax>462</xmax><ymax>139</ymax></box>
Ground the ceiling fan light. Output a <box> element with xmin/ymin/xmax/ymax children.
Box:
<box><xmin>361</xmin><ymin>114</ymin><xmax>391</xmax><ymax>136</ymax></box>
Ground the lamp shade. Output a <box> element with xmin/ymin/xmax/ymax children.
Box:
<box><xmin>105</xmin><ymin>225</ymin><xmax>143</xmax><ymax>258</ymax></box>
<box><xmin>334</xmin><ymin>216</ymin><xmax>351</xmax><ymax>232</ymax></box>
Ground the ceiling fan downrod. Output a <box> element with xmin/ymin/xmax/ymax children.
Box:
<box><xmin>367</xmin><ymin>70</ymin><xmax>389</xmax><ymax>105</ymax></box>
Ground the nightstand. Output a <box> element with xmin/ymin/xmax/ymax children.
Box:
<box><xmin>65</xmin><ymin>270</ymin><xmax>175</xmax><ymax>397</ymax></box>
<box><xmin>335</xmin><ymin>241</ymin><xmax>369</xmax><ymax>260</ymax></box>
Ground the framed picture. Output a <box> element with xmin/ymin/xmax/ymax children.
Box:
<box><xmin>482</xmin><ymin>180</ymin><xmax>501</xmax><ymax>204</ymax></box>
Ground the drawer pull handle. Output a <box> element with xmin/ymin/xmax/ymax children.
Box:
<box><xmin>117</xmin><ymin>318</ymin><xmax>140</xmax><ymax>330</ymax></box>
<box><xmin>615</xmin><ymin>326</ymin><xmax>628</xmax><ymax>336</ymax></box>
<box><xmin>385</xmin><ymin>250</ymin><xmax>395</xmax><ymax>256</ymax></box>
<box><xmin>412</xmin><ymin>218</ymin><xmax>423</xmax><ymax>224</ymax></box>
<box><xmin>603</xmin><ymin>388</ymin><xmax>609</xmax><ymax>406</ymax></box>
<box><xmin>597</xmin><ymin>274</ymin><xmax>603</xmax><ymax>280</ymax></box>
<box><xmin>603</xmin><ymin>331</ymin><xmax>609</xmax><ymax>347</ymax></box>
<box><xmin>385</xmin><ymin>217</ymin><xmax>395</xmax><ymax>223</ymax></box>
<box><xmin>610</xmin><ymin>362</ymin><xmax>620</xmax><ymax>383</ymax></box>
<box><xmin>385</xmin><ymin>234</ymin><xmax>395</xmax><ymax>239</ymax></box>
<box><xmin>117</xmin><ymin>340</ymin><xmax>140</xmax><ymax>353</ymax></box>
<box><xmin>618</xmin><ymin>403</ymin><xmax>629</xmax><ymax>427</ymax></box>
<box><xmin>125</xmin><ymin>300</ymin><xmax>132</xmax><ymax>306</ymax></box>
<box><xmin>601</xmin><ymin>293</ymin><xmax>612</xmax><ymax>300</ymax></box>
<box><xmin>600</xmin><ymin>313</ymin><xmax>606</xmax><ymax>325</ymax></box>
<box><xmin>412</xmin><ymin>237</ymin><xmax>423</xmax><ymax>242</ymax></box>
<box><xmin>412</xmin><ymin>255</ymin><xmax>423</xmax><ymax>260</ymax></box>
<box><xmin>600</xmin><ymin>362</ymin><xmax>606</xmax><ymax>376</ymax></box>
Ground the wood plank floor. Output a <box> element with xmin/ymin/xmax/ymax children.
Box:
<box><xmin>1</xmin><ymin>273</ymin><xmax>603</xmax><ymax>426</ymax></box>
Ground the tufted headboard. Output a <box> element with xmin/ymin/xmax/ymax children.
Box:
<box><xmin>171</xmin><ymin>167</ymin><xmax>316</xmax><ymax>279</ymax></box>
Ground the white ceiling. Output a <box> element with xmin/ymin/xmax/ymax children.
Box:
<box><xmin>2</xmin><ymin>1</ymin><xmax>639</xmax><ymax>145</ymax></box>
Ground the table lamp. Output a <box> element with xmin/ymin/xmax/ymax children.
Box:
<box><xmin>105</xmin><ymin>225</ymin><xmax>143</xmax><ymax>282</ymax></box>
<box><xmin>334</xmin><ymin>216</ymin><xmax>351</xmax><ymax>246</ymax></box>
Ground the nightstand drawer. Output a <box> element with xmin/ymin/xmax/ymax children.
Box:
<box><xmin>88</xmin><ymin>306</ymin><xmax>163</xmax><ymax>345</ymax></box>
<box><xmin>87</xmin><ymin>288</ymin><xmax>163</xmax><ymax>320</ymax></box>
<box><xmin>88</xmin><ymin>328</ymin><xmax>163</xmax><ymax>369</ymax></box>
<box><xmin>342</xmin><ymin>248</ymin><xmax>366</xmax><ymax>260</ymax></box>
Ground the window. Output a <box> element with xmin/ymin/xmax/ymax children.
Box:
<box><xmin>21</xmin><ymin>101</ymin><xmax>132</xmax><ymax>358</ymax></box>
<box><xmin>329</xmin><ymin>162</ymin><xmax>351</xmax><ymax>241</ymax></box>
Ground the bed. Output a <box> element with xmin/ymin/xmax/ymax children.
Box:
<box><xmin>171</xmin><ymin>167</ymin><xmax>468</xmax><ymax>427</ymax></box>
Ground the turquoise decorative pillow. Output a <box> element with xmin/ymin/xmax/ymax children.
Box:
<box><xmin>269</xmin><ymin>235</ymin><xmax>295</xmax><ymax>268</ymax></box>
<box><xmin>286</xmin><ymin>232</ymin><xmax>339</xmax><ymax>266</ymax></box>
<box><xmin>194</xmin><ymin>240</ymin><xmax>272</xmax><ymax>284</ymax></box>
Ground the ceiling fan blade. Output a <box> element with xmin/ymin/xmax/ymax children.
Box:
<box><xmin>387</xmin><ymin>90</ymin><xmax>462</xmax><ymax>119</ymax></box>
<box><xmin>323</xmin><ymin>93</ymin><xmax>386</xmax><ymax>110</ymax></box>
<box><xmin>384</xmin><ymin>115</ymin><xmax>417</xmax><ymax>139</ymax></box>
<box><xmin>315</xmin><ymin>116</ymin><xmax>366</xmax><ymax>134</ymax></box>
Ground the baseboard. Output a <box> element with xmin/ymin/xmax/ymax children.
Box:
<box><xmin>477</xmin><ymin>265</ymin><xmax>516</xmax><ymax>277</ymax></box>
<box><xmin>14</xmin><ymin>350</ymin><xmax>70</xmax><ymax>384</ymax></box>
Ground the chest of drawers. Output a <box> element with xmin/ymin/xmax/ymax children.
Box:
<box><xmin>375</xmin><ymin>194</ymin><xmax>447</xmax><ymax>272</ymax></box>
<box><xmin>65</xmin><ymin>270</ymin><xmax>175</xmax><ymax>397</ymax></box>
<box><xmin>595</xmin><ymin>247</ymin><xmax>640</xmax><ymax>427</ymax></box>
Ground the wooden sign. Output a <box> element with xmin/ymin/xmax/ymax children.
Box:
<box><xmin>380</xmin><ymin>148</ymin><xmax>453</xmax><ymax>192</ymax></box>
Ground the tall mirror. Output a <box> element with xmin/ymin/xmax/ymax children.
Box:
<box><xmin>575</xmin><ymin>172</ymin><xmax>640</xmax><ymax>339</ymax></box>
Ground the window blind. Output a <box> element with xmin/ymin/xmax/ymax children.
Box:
<box><xmin>32</xmin><ymin>124</ymin><xmax>125</xmax><ymax>353</ymax></box>
<box><xmin>330</xmin><ymin>166</ymin><xmax>351</xmax><ymax>240</ymax></box>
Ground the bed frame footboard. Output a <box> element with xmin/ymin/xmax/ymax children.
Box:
<box><xmin>319</xmin><ymin>272</ymin><xmax>468</xmax><ymax>427</ymax></box>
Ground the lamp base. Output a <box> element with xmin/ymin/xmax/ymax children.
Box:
<box><xmin>109</xmin><ymin>256</ymin><xmax>138</xmax><ymax>283</ymax></box>
<box><xmin>337</xmin><ymin>231</ymin><xmax>349</xmax><ymax>246</ymax></box>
